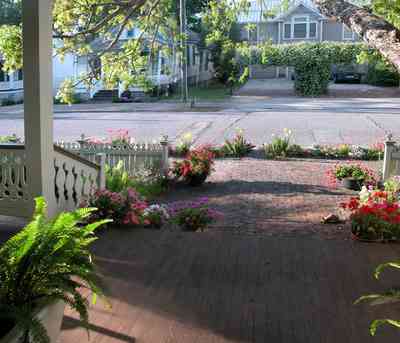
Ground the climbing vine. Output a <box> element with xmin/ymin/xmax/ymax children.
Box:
<box><xmin>253</xmin><ymin>42</ymin><xmax>364</xmax><ymax>96</ymax></box>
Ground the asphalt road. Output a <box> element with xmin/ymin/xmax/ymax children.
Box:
<box><xmin>1</xmin><ymin>97</ymin><xmax>400</xmax><ymax>146</ymax></box>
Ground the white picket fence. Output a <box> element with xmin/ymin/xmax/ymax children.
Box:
<box><xmin>55</xmin><ymin>135</ymin><xmax>169</xmax><ymax>176</ymax></box>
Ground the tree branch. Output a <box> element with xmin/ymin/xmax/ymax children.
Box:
<box><xmin>313</xmin><ymin>0</ymin><xmax>400</xmax><ymax>73</ymax></box>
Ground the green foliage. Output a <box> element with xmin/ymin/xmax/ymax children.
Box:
<box><xmin>0</xmin><ymin>133</ymin><xmax>19</xmax><ymax>143</ymax></box>
<box><xmin>264</xmin><ymin>128</ymin><xmax>293</xmax><ymax>158</ymax></box>
<box><xmin>202</xmin><ymin>0</ymin><xmax>250</xmax><ymax>90</ymax></box>
<box><xmin>129</xmin><ymin>167</ymin><xmax>168</xmax><ymax>200</ymax></box>
<box><xmin>257</xmin><ymin>42</ymin><xmax>363</xmax><ymax>96</ymax></box>
<box><xmin>333</xmin><ymin>164</ymin><xmax>371</xmax><ymax>181</ymax></box>
<box><xmin>106</xmin><ymin>162</ymin><xmax>166</xmax><ymax>199</ymax></box>
<box><xmin>356</xmin><ymin>261</ymin><xmax>400</xmax><ymax>336</ymax></box>
<box><xmin>0</xmin><ymin>197</ymin><xmax>110</xmax><ymax>342</ymax></box>
<box><xmin>105</xmin><ymin>161</ymin><xmax>131</xmax><ymax>193</ymax></box>
<box><xmin>0</xmin><ymin>24</ymin><xmax>22</xmax><ymax>72</ymax></box>
<box><xmin>358</xmin><ymin>48</ymin><xmax>400</xmax><ymax>87</ymax></box>
<box><xmin>0</xmin><ymin>0</ymin><xmax>21</xmax><ymax>26</ymax></box>
<box><xmin>222</xmin><ymin>128</ymin><xmax>254</xmax><ymax>158</ymax></box>
<box><xmin>371</xmin><ymin>0</ymin><xmax>400</xmax><ymax>28</ymax></box>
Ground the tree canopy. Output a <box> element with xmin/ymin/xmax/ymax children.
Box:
<box><xmin>0</xmin><ymin>0</ymin><xmax>400</xmax><ymax>101</ymax></box>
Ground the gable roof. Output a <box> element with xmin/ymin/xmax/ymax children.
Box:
<box><xmin>237</xmin><ymin>0</ymin><xmax>325</xmax><ymax>23</ymax></box>
<box><xmin>271</xmin><ymin>1</ymin><xmax>326</xmax><ymax>21</ymax></box>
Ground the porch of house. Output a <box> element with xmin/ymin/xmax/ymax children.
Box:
<box><xmin>1</xmin><ymin>223</ymin><xmax>400</xmax><ymax>343</ymax></box>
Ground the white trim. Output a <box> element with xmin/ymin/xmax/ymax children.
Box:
<box><xmin>272</xmin><ymin>1</ymin><xmax>326</xmax><ymax>22</ymax></box>
<box><xmin>319</xmin><ymin>19</ymin><xmax>323</xmax><ymax>42</ymax></box>
<box><xmin>282</xmin><ymin>15</ymin><xmax>318</xmax><ymax>40</ymax></box>
<box><xmin>342</xmin><ymin>24</ymin><xmax>355</xmax><ymax>40</ymax></box>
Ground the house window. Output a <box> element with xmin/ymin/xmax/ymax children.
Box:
<box><xmin>293</xmin><ymin>22</ymin><xmax>307</xmax><ymax>38</ymax></box>
<box><xmin>283</xmin><ymin>16</ymin><xmax>318</xmax><ymax>40</ymax></box>
<box><xmin>343</xmin><ymin>25</ymin><xmax>354</xmax><ymax>40</ymax></box>
<box><xmin>309</xmin><ymin>22</ymin><xmax>317</xmax><ymax>38</ymax></box>
<box><xmin>284</xmin><ymin>23</ymin><xmax>291</xmax><ymax>39</ymax></box>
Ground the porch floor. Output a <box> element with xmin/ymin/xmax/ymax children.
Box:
<box><xmin>58</xmin><ymin>229</ymin><xmax>400</xmax><ymax>343</ymax></box>
<box><xmin>1</xmin><ymin>158</ymin><xmax>400</xmax><ymax>342</ymax></box>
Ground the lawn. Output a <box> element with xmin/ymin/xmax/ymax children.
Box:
<box><xmin>166</xmin><ymin>82</ymin><xmax>231</xmax><ymax>101</ymax></box>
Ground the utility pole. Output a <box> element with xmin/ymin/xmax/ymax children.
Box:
<box><xmin>180</xmin><ymin>0</ymin><xmax>188</xmax><ymax>103</ymax></box>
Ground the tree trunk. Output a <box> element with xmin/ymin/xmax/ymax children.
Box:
<box><xmin>313</xmin><ymin>0</ymin><xmax>400</xmax><ymax>73</ymax></box>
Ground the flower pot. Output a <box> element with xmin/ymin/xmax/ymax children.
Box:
<box><xmin>0</xmin><ymin>301</ymin><xmax>65</xmax><ymax>343</ymax></box>
<box><xmin>186</xmin><ymin>173</ymin><xmax>208</xmax><ymax>187</ymax></box>
<box><xmin>342</xmin><ymin>178</ymin><xmax>362</xmax><ymax>191</ymax></box>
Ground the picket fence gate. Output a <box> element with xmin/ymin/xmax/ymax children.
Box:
<box><xmin>55</xmin><ymin>135</ymin><xmax>169</xmax><ymax>176</ymax></box>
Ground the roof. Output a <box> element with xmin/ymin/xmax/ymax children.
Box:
<box><xmin>237</xmin><ymin>0</ymin><xmax>322</xmax><ymax>23</ymax></box>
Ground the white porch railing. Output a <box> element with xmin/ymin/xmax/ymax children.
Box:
<box><xmin>55</xmin><ymin>135</ymin><xmax>169</xmax><ymax>176</ymax></box>
<box><xmin>53</xmin><ymin>145</ymin><xmax>105</xmax><ymax>212</ymax></box>
<box><xmin>0</xmin><ymin>144</ymin><xmax>104</xmax><ymax>217</ymax></box>
<box><xmin>0</xmin><ymin>145</ymin><xmax>30</xmax><ymax>217</ymax></box>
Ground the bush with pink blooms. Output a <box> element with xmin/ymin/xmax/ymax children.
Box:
<box><xmin>86</xmin><ymin>129</ymin><xmax>133</xmax><ymax>145</ymax></box>
<box><xmin>81</xmin><ymin>188</ymin><xmax>148</xmax><ymax>226</ymax></box>
<box><xmin>168</xmin><ymin>197</ymin><xmax>223</xmax><ymax>231</ymax></box>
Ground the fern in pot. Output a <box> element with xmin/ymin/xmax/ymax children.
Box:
<box><xmin>0</xmin><ymin>197</ymin><xmax>110</xmax><ymax>343</ymax></box>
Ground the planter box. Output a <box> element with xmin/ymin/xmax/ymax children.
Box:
<box><xmin>0</xmin><ymin>301</ymin><xmax>65</xmax><ymax>343</ymax></box>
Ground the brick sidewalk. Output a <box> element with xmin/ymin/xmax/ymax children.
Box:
<box><xmin>161</xmin><ymin>158</ymin><xmax>381</xmax><ymax>240</ymax></box>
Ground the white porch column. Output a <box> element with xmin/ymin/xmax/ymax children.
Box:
<box><xmin>23</xmin><ymin>0</ymin><xmax>56</xmax><ymax>215</ymax></box>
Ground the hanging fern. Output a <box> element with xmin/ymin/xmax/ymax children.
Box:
<box><xmin>0</xmin><ymin>197</ymin><xmax>111</xmax><ymax>343</ymax></box>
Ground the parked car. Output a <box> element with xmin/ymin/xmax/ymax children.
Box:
<box><xmin>333</xmin><ymin>71</ymin><xmax>362</xmax><ymax>84</ymax></box>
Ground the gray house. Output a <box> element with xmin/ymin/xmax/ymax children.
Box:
<box><xmin>237</xmin><ymin>0</ymin><xmax>360</xmax><ymax>79</ymax></box>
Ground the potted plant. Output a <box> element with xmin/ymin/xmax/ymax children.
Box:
<box><xmin>0</xmin><ymin>197</ymin><xmax>110</xmax><ymax>343</ymax></box>
<box><xmin>168</xmin><ymin>198</ymin><xmax>222</xmax><ymax>232</ymax></box>
<box><xmin>171</xmin><ymin>147</ymin><xmax>215</xmax><ymax>186</ymax></box>
<box><xmin>142</xmin><ymin>204</ymin><xmax>170</xmax><ymax>229</ymax></box>
<box><xmin>327</xmin><ymin>163</ymin><xmax>377</xmax><ymax>190</ymax></box>
<box><xmin>341</xmin><ymin>186</ymin><xmax>400</xmax><ymax>242</ymax></box>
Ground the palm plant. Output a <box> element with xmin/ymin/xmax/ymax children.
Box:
<box><xmin>0</xmin><ymin>197</ymin><xmax>111</xmax><ymax>343</ymax></box>
<box><xmin>356</xmin><ymin>262</ymin><xmax>400</xmax><ymax>335</ymax></box>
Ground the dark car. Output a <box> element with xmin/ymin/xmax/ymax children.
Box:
<box><xmin>332</xmin><ymin>71</ymin><xmax>362</xmax><ymax>84</ymax></box>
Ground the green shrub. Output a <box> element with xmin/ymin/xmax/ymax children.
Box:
<box><xmin>366</xmin><ymin>65</ymin><xmax>400</xmax><ymax>87</ymax></box>
<box><xmin>264</xmin><ymin>128</ymin><xmax>292</xmax><ymax>158</ymax></box>
<box><xmin>0</xmin><ymin>134</ymin><xmax>19</xmax><ymax>143</ymax></box>
<box><xmin>105</xmin><ymin>161</ymin><xmax>131</xmax><ymax>193</ymax></box>
<box><xmin>287</xmin><ymin>144</ymin><xmax>306</xmax><ymax>157</ymax></box>
<box><xmin>130</xmin><ymin>167</ymin><xmax>168</xmax><ymax>199</ymax></box>
<box><xmin>222</xmin><ymin>129</ymin><xmax>254</xmax><ymax>158</ymax></box>
<box><xmin>0</xmin><ymin>197</ymin><xmax>110</xmax><ymax>342</ymax></box>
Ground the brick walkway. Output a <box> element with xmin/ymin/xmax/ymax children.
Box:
<box><xmin>161</xmin><ymin>158</ymin><xmax>378</xmax><ymax>239</ymax></box>
<box><xmin>2</xmin><ymin>158</ymin><xmax>400</xmax><ymax>342</ymax></box>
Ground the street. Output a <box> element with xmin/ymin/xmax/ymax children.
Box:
<box><xmin>1</xmin><ymin>96</ymin><xmax>400</xmax><ymax>146</ymax></box>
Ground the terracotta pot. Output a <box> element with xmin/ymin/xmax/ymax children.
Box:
<box><xmin>0</xmin><ymin>301</ymin><xmax>65</xmax><ymax>343</ymax></box>
<box><xmin>342</xmin><ymin>178</ymin><xmax>362</xmax><ymax>191</ymax></box>
<box><xmin>186</xmin><ymin>173</ymin><xmax>208</xmax><ymax>187</ymax></box>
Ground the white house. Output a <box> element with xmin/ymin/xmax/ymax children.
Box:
<box><xmin>0</xmin><ymin>29</ymin><xmax>214</xmax><ymax>103</ymax></box>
